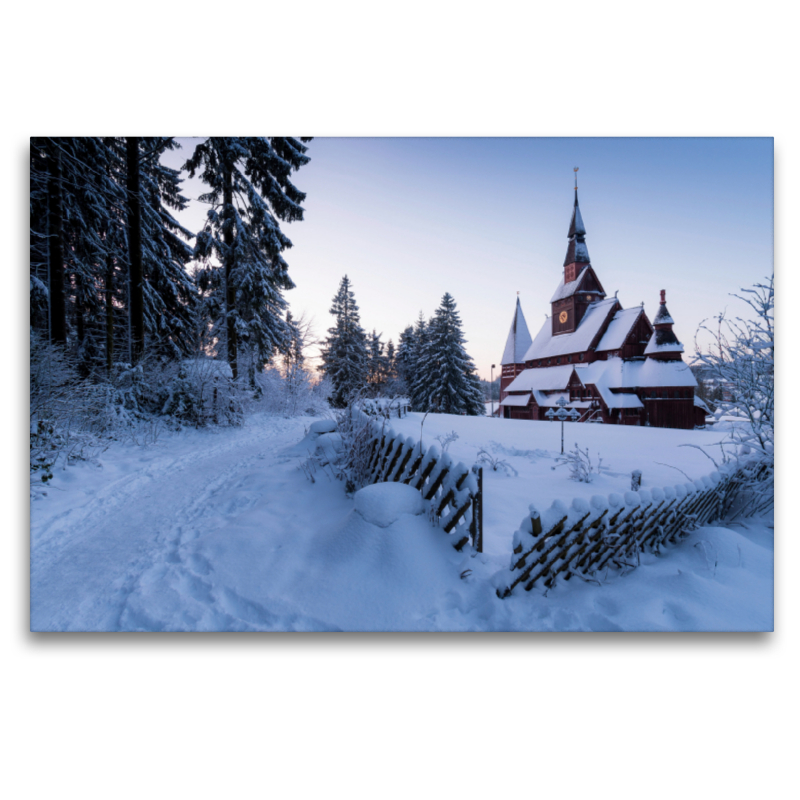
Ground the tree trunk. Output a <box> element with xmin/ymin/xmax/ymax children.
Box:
<box><xmin>223</xmin><ymin>159</ymin><xmax>238</xmax><ymax>380</ymax></box>
<box><xmin>46</xmin><ymin>141</ymin><xmax>67</xmax><ymax>345</ymax></box>
<box><xmin>126</xmin><ymin>137</ymin><xmax>145</xmax><ymax>364</ymax></box>
<box><xmin>106</xmin><ymin>253</ymin><xmax>114</xmax><ymax>375</ymax></box>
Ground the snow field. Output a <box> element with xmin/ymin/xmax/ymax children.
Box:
<box><xmin>30</xmin><ymin>411</ymin><xmax>773</xmax><ymax>631</ymax></box>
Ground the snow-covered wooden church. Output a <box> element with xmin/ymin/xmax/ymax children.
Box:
<box><xmin>499</xmin><ymin>183</ymin><xmax>708</xmax><ymax>428</ymax></box>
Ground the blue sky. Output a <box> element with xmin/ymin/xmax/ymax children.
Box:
<box><xmin>164</xmin><ymin>137</ymin><xmax>773</xmax><ymax>379</ymax></box>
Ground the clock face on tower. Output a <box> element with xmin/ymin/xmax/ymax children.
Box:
<box><xmin>559</xmin><ymin>310</ymin><xmax>568</xmax><ymax>324</ymax></box>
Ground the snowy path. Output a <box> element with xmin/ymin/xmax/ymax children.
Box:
<box><xmin>30</xmin><ymin>416</ymin><xmax>348</xmax><ymax>631</ymax></box>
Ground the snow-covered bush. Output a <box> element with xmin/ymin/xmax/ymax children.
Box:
<box><xmin>693</xmin><ymin>275</ymin><xmax>773</xmax><ymax>518</ymax></box>
<box><xmin>248</xmin><ymin>366</ymin><xmax>330</xmax><ymax>418</ymax></box>
<box><xmin>476</xmin><ymin>448</ymin><xmax>517</xmax><ymax>477</ymax></box>
<box><xmin>331</xmin><ymin>403</ymin><xmax>379</xmax><ymax>494</ymax></box>
<box><xmin>551</xmin><ymin>443</ymin><xmax>606</xmax><ymax>483</ymax></box>
<box><xmin>435</xmin><ymin>430</ymin><xmax>459</xmax><ymax>452</ymax></box>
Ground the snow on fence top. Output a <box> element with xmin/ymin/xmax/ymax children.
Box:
<box><xmin>498</xmin><ymin>461</ymin><xmax>769</xmax><ymax>598</ymax></box>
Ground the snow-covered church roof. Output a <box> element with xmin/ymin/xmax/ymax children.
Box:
<box><xmin>505</xmin><ymin>363</ymin><xmax>575</xmax><ymax>393</ymax></box>
<box><xmin>524</xmin><ymin>298</ymin><xmax>619</xmax><ymax>362</ymax></box>
<box><xmin>575</xmin><ymin>357</ymin><xmax>697</xmax><ymax>390</ymax></box>
<box><xmin>501</xmin><ymin>298</ymin><xmax>533</xmax><ymax>365</ymax></box>
<box><xmin>596</xmin><ymin>307</ymin><xmax>646</xmax><ymax>352</ymax></box>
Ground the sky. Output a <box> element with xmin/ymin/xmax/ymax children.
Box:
<box><xmin>162</xmin><ymin>137</ymin><xmax>773</xmax><ymax>380</ymax></box>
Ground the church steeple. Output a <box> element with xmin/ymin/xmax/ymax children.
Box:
<box><xmin>501</xmin><ymin>296</ymin><xmax>533</xmax><ymax>366</ymax></box>
<box><xmin>563</xmin><ymin>168</ymin><xmax>590</xmax><ymax>281</ymax></box>
<box><xmin>645</xmin><ymin>289</ymin><xmax>685</xmax><ymax>360</ymax></box>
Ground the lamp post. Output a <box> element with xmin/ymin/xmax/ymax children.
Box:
<box><xmin>491</xmin><ymin>364</ymin><xmax>496</xmax><ymax>417</ymax></box>
<box><xmin>545</xmin><ymin>396</ymin><xmax>581</xmax><ymax>454</ymax></box>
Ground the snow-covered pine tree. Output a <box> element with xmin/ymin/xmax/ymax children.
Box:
<box><xmin>366</xmin><ymin>330</ymin><xmax>388</xmax><ymax>394</ymax></box>
<box><xmin>393</xmin><ymin>325</ymin><xmax>416</xmax><ymax>397</ymax></box>
<box><xmin>30</xmin><ymin>138</ymin><xmax>127</xmax><ymax>366</ymax></box>
<box><xmin>422</xmin><ymin>293</ymin><xmax>485</xmax><ymax>415</ymax></box>
<box><xmin>138</xmin><ymin>138</ymin><xmax>197</xmax><ymax>359</ymax></box>
<box><xmin>186</xmin><ymin>137</ymin><xmax>311</xmax><ymax>381</ymax></box>
<box><xmin>408</xmin><ymin>312</ymin><xmax>433</xmax><ymax>412</ymax></box>
<box><xmin>384</xmin><ymin>339</ymin><xmax>397</xmax><ymax>390</ymax></box>
<box><xmin>321</xmin><ymin>275</ymin><xmax>368</xmax><ymax>407</ymax></box>
<box><xmin>30</xmin><ymin>137</ymin><xmax>197</xmax><ymax>371</ymax></box>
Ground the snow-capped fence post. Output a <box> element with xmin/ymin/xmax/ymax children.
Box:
<box><xmin>498</xmin><ymin>464</ymin><xmax>766</xmax><ymax>598</ymax></box>
<box><xmin>470</xmin><ymin>466</ymin><xmax>484</xmax><ymax>553</ymax></box>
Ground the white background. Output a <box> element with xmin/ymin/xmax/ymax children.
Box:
<box><xmin>6</xmin><ymin>2</ymin><xmax>794</xmax><ymax>798</ymax></box>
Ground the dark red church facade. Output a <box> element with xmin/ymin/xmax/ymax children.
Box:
<box><xmin>499</xmin><ymin>184</ymin><xmax>709</xmax><ymax>429</ymax></box>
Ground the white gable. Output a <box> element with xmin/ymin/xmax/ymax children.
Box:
<box><xmin>550</xmin><ymin>266</ymin><xmax>590</xmax><ymax>303</ymax></box>
<box><xmin>500</xmin><ymin>300</ymin><xmax>534</xmax><ymax>365</ymax></box>
<box><xmin>505</xmin><ymin>364</ymin><xmax>575</xmax><ymax>393</ymax></box>
<box><xmin>596</xmin><ymin>307</ymin><xmax>645</xmax><ymax>352</ymax></box>
<box><xmin>499</xmin><ymin>392</ymin><xmax>531</xmax><ymax>407</ymax></box>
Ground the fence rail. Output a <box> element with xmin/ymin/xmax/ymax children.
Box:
<box><xmin>362</xmin><ymin>425</ymin><xmax>483</xmax><ymax>552</ymax></box>
<box><xmin>498</xmin><ymin>462</ymin><xmax>770</xmax><ymax>598</ymax></box>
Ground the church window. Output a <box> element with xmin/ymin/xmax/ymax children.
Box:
<box><xmin>556</xmin><ymin>358</ymin><xmax>561</xmax><ymax>365</ymax></box>
<box><xmin>579</xmin><ymin>353</ymin><xmax>584</xmax><ymax>361</ymax></box>
<box><xmin>567</xmin><ymin>355</ymin><xmax>572</xmax><ymax>362</ymax></box>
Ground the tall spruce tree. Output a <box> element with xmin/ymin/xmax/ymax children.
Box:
<box><xmin>408</xmin><ymin>312</ymin><xmax>432</xmax><ymax>412</ymax></box>
<box><xmin>321</xmin><ymin>275</ymin><xmax>368</xmax><ymax>407</ymax></box>
<box><xmin>138</xmin><ymin>138</ymin><xmax>197</xmax><ymax>358</ymax></box>
<box><xmin>422</xmin><ymin>293</ymin><xmax>485</xmax><ymax>415</ymax></box>
<box><xmin>185</xmin><ymin>137</ymin><xmax>311</xmax><ymax>380</ymax></box>
<box><xmin>394</xmin><ymin>325</ymin><xmax>416</xmax><ymax>397</ymax></box>
<box><xmin>30</xmin><ymin>137</ymin><xmax>197</xmax><ymax>371</ymax></box>
<box><xmin>366</xmin><ymin>330</ymin><xmax>388</xmax><ymax>393</ymax></box>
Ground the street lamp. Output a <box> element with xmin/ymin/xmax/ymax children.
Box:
<box><xmin>491</xmin><ymin>364</ymin><xmax>496</xmax><ymax>417</ymax></box>
<box><xmin>545</xmin><ymin>396</ymin><xmax>581</xmax><ymax>453</ymax></box>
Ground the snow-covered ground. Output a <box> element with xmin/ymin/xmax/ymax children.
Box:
<box><xmin>30</xmin><ymin>412</ymin><xmax>773</xmax><ymax>631</ymax></box>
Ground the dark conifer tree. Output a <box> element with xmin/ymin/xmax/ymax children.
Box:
<box><xmin>321</xmin><ymin>275</ymin><xmax>368</xmax><ymax>407</ymax></box>
<box><xmin>138</xmin><ymin>138</ymin><xmax>196</xmax><ymax>358</ymax></box>
<box><xmin>186</xmin><ymin>137</ymin><xmax>311</xmax><ymax>380</ymax></box>
<box><xmin>422</xmin><ymin>293</ymin><xmax>485</xmax><ymax>415</ymax></box>
<box><xmin>366</xmin><ymin>330</ymin><xmax>388</xmax><ymax>393</ymax></box>
<box><xmin>408</xmin><ymin>313</ymin><xmax>432</xmax><ymax>412</ymax></box>
<box><xmin>394</xmin><ymin>325</ymin><xmax>416</xmax><ymax>397</ymax></box>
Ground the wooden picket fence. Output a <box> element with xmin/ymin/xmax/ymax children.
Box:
<box><xmin>362</xmin><ymin>427</ymin><xmax>484</xmax><ymax>552</ymax></box>
<box><xmin>498</xmin><ymin>463</ymin><xmax>769</xmax><ymax>598</ymax></box>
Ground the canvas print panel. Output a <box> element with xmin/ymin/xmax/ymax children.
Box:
<box><xmin>29</xmin><ymin>137</ymin><xmax>774</xmax><ymax>631</ymax></box>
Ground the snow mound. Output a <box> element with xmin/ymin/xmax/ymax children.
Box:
<box><xmin>354</xmin><ymin>482</ymin><xmax>424</xmax><ymax>528</ymax></box>
<box><xmin>281</xmin><ymin>421</ymin><xmax>339</xmax><ymax>457</ymax></box>
<box><xmin>309</xmin><ymin>419</ymin><xmax>337</xmax><ymax>434</ymax></box>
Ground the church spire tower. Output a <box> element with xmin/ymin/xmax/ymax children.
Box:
<box><xmin>563</xmin><ymin>167</ymin><xmax>590</xmax><ymax>283</ymax></box>
<box><xmin>644</xmin><ymin>289</ymin><xmax>685</xmax><ymax>360</ymax></box>
<box><xmin>499</xmin><ymin>294</ymin><xmax>533</xmax><ymax>401</ymax></box>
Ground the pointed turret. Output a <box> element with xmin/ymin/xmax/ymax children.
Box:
<box><xmin>645</xmin><ymin>289</ymin><xmax>684</xmax><ymax>360</ymax></box>
<box><xmin>501</xmin><ymin>296</ymin><xmax>533</xmax><ymax>365</ymax></box>
<box><xmin>563</xmin><ymin>185</ymin><xmax>590</xmax><ymax>280</ymax></box>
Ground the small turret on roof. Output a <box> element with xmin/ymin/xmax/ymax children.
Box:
<box><xmin>501</xmin><ymin>296</ymin><xmax>533</xmax><ymax>365</ymax></box>
<box><xmin>645</xmin><ymin>289</ymin><xmax>684</xmax><ymax>359</ymax></box>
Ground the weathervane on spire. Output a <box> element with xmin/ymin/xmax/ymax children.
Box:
<box><xmin>574</xmin><ymin>166</ymin><xmax>579</xmax><ymax>191</ymax></box>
